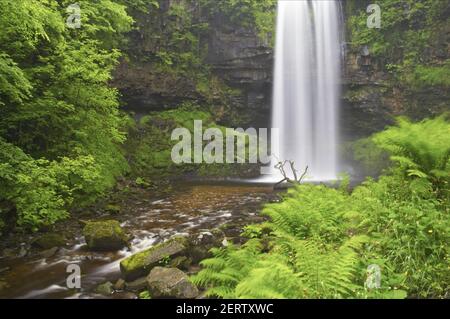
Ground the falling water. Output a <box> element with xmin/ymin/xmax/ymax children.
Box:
<box><xmin>271</xmin><ymin>0</ymin><xmax>342</xmax><ymax>181</ymax></box>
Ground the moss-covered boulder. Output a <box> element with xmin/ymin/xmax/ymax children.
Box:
<box><xmin>146</xmin><ymin>267</ymin><xmax>198</xmax><ymax>299</ymax></box>
<box><xmin>83</xmin><ymin>220</ymin><xmax>128</xmax><ymax>251</ymax></box>
<box><xmin>125</xmin><ymin>277</ymin><xmax>148</xmax><ymax>292</ymax></box>
<box><xmin>95</xmin><ymin>281</ymin><xmax>114</xmax><ymax>296</ymax></box>
<box><xmin>33</xmin><ymin>233</ymin><xmax>66</xmax><ymax>249</ymax></box>
<box><xmin>120</xmin><ymin>237</ymin><xmax>187</xmax><ymax>281</ymax></box>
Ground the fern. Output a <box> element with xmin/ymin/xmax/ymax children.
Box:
<box><xmin>191</xmin><ymin>239</ymin><xmax>263</xmax><ymax>298</ymax></box>
<box><xmin>191</xmin><ymin>126</ymin><xmax>449</xmax><ymax>299</ymax></box>
<box><xmin>373</xmin><ymin>116</ymin><xmax>450</xmax><ymax>193</ymax></box>
<box><xmin>193</xmin><ymin>232</ymin><xmax>370</xmax><ymax>299</ymax></box>
<box><xmin>263</xmin><ymin>184</ymin><xmax>348</xmax><ymax>243</ymax></box>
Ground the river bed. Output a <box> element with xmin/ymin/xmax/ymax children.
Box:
<box><xmin>0</xmin><ymin>183</ymin><xmax>276</xmax><ymax>299</ymax></box>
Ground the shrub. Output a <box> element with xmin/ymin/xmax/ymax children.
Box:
<box><xmin>0</xmin><ymin>139</ymin><xmax>110</xmax><ymax>231</ymax></box>
<box><xmin>192</xmin><ymin>116</ymin><xmax>449</xmax><ymax>299</ymax></box>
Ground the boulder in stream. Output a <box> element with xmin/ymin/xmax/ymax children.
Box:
<box><xmin>83</xmin><ymin>220</ymin><xmax>128</xmax><ymax>251</ymax></box>
<box><xmin>146</xmin><ymin>267</ymin><xmax>198</xmax><ymax>299</ymax></box>
<box><xmin>95</xmin><ymin>281</ymin><xmax>114</xmax><ymax>296</ymax></box>
<box><xmin>120</xmin><ymin>237</ymin><xmax>187</xmax><ymax>281</ymax></box>
<box><xmin>33</xmin><ymin>233</ymin><xmax>66</xmax><ymax>249</ymax></box>
<box><xmin>114</xmin><ymin>278</ymin><xmax>126</xmax><ymax>291</ymax></box>
<box><xmin>39</xmin><ymin>247</ymin><xmax>59</xmax><ymax>259</ymax></box>
<box><xmin>186</xmin><ymin>230</ymin><xmax>222</xmax><ymax>263</ymax></box>
<box><xmin>125</xmin><ymin>277</ymin><xmax>147</xmax><ymax>292</ymax></box>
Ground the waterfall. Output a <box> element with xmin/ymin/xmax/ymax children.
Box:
<box><xmin>270</xmin><ymin>0</ymin><xmax>342</xmax><ymax>181</ymax></box>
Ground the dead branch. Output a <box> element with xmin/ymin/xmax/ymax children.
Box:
<box><xmin>274</xmin><ymin>160</ymin><xmax>308</xmax><ymax>187</ymax></box>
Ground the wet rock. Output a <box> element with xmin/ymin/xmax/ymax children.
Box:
<box><xmin>83</xmin><ymin>220</ymin><xmax>128</xmax><ymax>251</ymax></box>
<box><xmin>196</xmin><ymin>291</ymin><xmax>209</xmax><ymax>299</ymax></box>
<box><xmin>39</xmin><ymin>247</ymin><xmax>59</xmax><ymax>259</ymax></box>
<box><xmin>195</xmin><ymin>231</ymin><xmax>216</xmax><ymax>246</ymax></box>
<box><xmin>105</xmin><ymin>204</ymin><xmax>121</xmax><ymax>215</ymax></box>
<box><xmin>95</xmin><ymin>282</ymin><xmax>114</xmax><ymax>296</ymax></box>
<box><xmin>146</xmin><ymin>267</ymin><xmax>199</xmax><ymax>299</ymax></box>
<box><xmin>114</xmin><ymin>278</ymin><xmax>126</xmax><ymax>291</ymax></box>
<box><xmin>120</xmin><ymin>237</ymin><xmax>188</xmax><ymax>281</ymax></box>
<box><xmin>33</xmin><ymin>233</ymin><xmax>66</xmax><ymax>249</ymax></box>
<box><xmin>186</xmin><ymin>230</ymin><xmax>222</xmax><ymax>264</ymax></box>
<box><xmin>114</xmin><ymin>292</ymin><xmax>138</xmax><ymax>299</ymax></box>
<box><xmin>0</xmin><ymin>266</ymin><xmax>10</xmax><ymax>274</ymax></box>
<box><xmin>125</xmin><ymin>277</ymin><xmax>147</xmax><ymax>292</ymax></box>
<box><xmin>2</xmin><ymin>246</ymin><xmax>28</xmax><ymax>259</ymax></box>
<box><xmin>0</xmin><ymin>280</ymin><xmax>10</xmax><ymax>293</ymax></box>
<box><xmin>169</xmin><ymin>256</ymin><xmax>192</xmax><ymax>271</ymax></box>
<box><xmin>18</xmin><ymin>245</ymin><xmax>28</xmax><ymax>258</ymax></box>
<box><xmin>1</xmin><ymin>248</ymin><xmax>16</xmax><ymax>259</ymax></box>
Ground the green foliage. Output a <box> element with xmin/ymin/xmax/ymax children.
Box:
<box><xmin>373</xmin><ymin>116</ymin><xmax>450</xmax><ymax>201</ymax></box>
<box><xmin>193</xmin><ymin>117</ymin><xmax>449</xmax><ymax>299</ymax></box>
<box><xmin>126</xmin><ymin>102</ymin><xmax>255</xmax><ymax>179</ymax></box>
<box><xmin>0</xmin><ymin>139</ymin><xmax>108</xmax><ymax>230</ymax></box>
<box><xmin>125</xmin><ymin>102</ymin><xmax>213</xmax><ymax>177</ymax></box>
<box><xmin>345</xmin><ymin>137</ymin><xmax>390</xmax><ymax>177</ymax></box>
<box><xmin>0</xmin><ymin>0</ymin><xmax>133</xmax><ymax>231</ymax></box>
<box><xmin>199</xmin><ymin>0</ymin><xmax>277</xmax><ymax>41</ymax></box>
<box><xmin>349</xmin><ymin>0</ymin><xmax>445</xmax><ymax>56</ymax></box>
<box><xmin>0</xmin><ymin>53</ymin><xmax>32</xmax><ymax>106</ymax></box>
<box><xmin>352</xmin><ymin>174</ymin><xmax>448</xmax><ymax>298</ymax></box>
<box><xmin>138</xmin><ymin>291</ymin><xmax>152</xmax><ymax>299</ymax></box>
<box><xmin>140</xmin><ymin>1</ymin><xmax>210</xmax><ymax>84</ymax></box>
<box><xmin>119</xmin><ymin>0</ymin><xmax>159</xmax><ymax>13</ymax></box>
<box><xmin>404</xmin><ymin>60</ymin><xmax>450</xmax><ymax>89</ymax></box>
<box><xmin>348</xmin><ymin>0</ymin><xmax>449</xmax><ymax>88</ymax></box>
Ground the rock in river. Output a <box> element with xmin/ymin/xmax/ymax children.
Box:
<box><xmin>120</xmin><ymin>237</ymin><xmax>187</xmax><ymax>281</ymax></box>
<box><xmin>95</xmin><ymin>281</ymin><xmax>114</xmax><ymax>296</ymax></box>
<box><xmin>33</xmin><ymin>233</ymin><xmax>66</xmax><ymax>249</ymax></box>
<box><xmin>83</xmin><ymin>220</ymin><xmax>128</xmax><ymax>251</ymax></box>
<box><xmin>146</xmin><ymin>267</ymin><xmax>198</xmax><ymax>299</ymax></box>
<box><xmin>114</xmin><ymin>278</ymin><xmax>126</xmax><ymax>291</ymax></box>
<box><xmin>125</xmin><ymin>277</ymin><xmax>148</xmax><ymax>292</ymax></box>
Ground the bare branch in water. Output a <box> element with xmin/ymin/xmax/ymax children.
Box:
<box><xmin>274</xmin><ymin>160</ymin><xmax>308</xmax><ymax>187</ymax></box>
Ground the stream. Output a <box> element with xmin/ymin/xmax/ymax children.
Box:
<box><xmin>0</xmin><ymin>182</ymin><xmax>276</xmax><ymax>299</ymax></box>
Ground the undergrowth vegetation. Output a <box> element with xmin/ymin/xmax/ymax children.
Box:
<box><xmin>199</xmin><ymin>0</ymin><xmax>277</xmax><ymax>41</ymax></box>
<box><xmin>348</xmin><ymin>0</ymin><xmax>449</xmax><ymax>89</ymax></box>
<box><xmin>125</xmin><ymin>102</ymin><xmax>258</xmax><ymax>180</ymax></box>
<box><xmin>192</xmin><ymin>116</ymin><xmax>450</xmax><ymax>299</ymax></box>
<box><xmin>0</xmin><ymin>0</ymin><xmax>134</xmax><ymax>232</ymax></box>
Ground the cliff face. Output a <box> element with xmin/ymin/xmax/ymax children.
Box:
<box><xmin>113</xmin><ymin>0</ymin><xmax>274</xmax><ymax>128</ymax></box>
<box><xmin>206</xmin><ymin>14</ymin><xmax>273</xmax><ymax>114</ymax></box>
<box><xmin>341</xmin><ymin>49</ymin><xmax>394</xmax><ymax>140</ymax></box>
<box><xmin>112</xmin><ymin>1</ymin><xmax>202</xmax><ymax>112</ymax></box>
<box><xmin>114</xmin><ymin>0</ymin><xmax>448</xmax><ymax>135</ymax></box>
<box><xmin>341</xmin><ymin>0</ymin><xmax>450</xmax><ymax>140</ymax></box>
<box><xmin>342</xmin><ymin>44</ymin><xmax>449</xmax><ymax>140</ymax></box>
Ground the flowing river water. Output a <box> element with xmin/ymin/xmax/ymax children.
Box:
<box><xmin>0</xmin><ymin>183</ymin><xmax>277</xmax><ymax>299</ymax></box>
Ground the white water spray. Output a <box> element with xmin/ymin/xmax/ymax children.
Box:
<box><xmin>270</xmin><ymin>0</ymin><xmax>342</xmax><ymax>181</ymax></box>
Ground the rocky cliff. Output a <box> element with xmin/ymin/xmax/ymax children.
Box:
<box><xmin>205</xmin><ymin>13</ymin><xmax>273</xmax><ymax>112</ymax></box>
<box><xmin>113</xmin><ymin>0</ymin><xmax>274</xmax><ymax>128</ymax></box>
<box><xmin>342</xmin><ymin>44</ymin><xmax>449</xmax><ymax>140</ymax></box>
<box><xmin>341</xmin><ymin>0</ymin><xmax>449</xmax><ymax>140</ymax></box>
<box><xmin>113</xmin><ymin>0</ymin><xmax>448</xmax><ymax>135</ymax></box>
